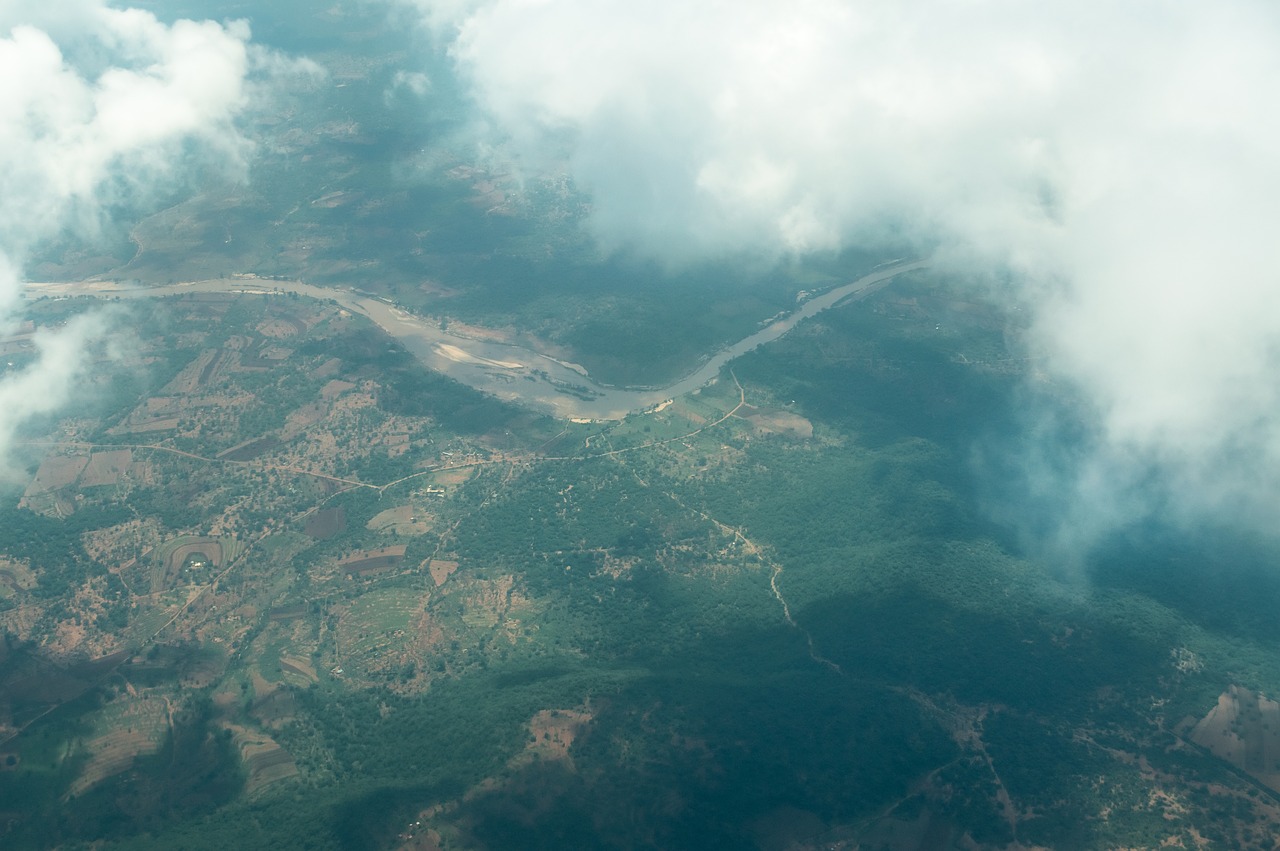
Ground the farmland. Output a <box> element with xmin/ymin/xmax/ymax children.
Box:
<box><xmin>2</xmin><ymin>275</ymin><xmax>1279</xmax><ymax>850</ymax></box>
<box><xmin>2</xmin><ymin>2</ymin><xmax>1278</xmax><ymax>846</ymax></box>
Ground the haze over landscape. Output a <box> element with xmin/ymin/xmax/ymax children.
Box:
<box><xmin>414</xmin><ymin>0</ymin><xmax>1280</xmax><ymax>544</ymax></box>
<box><xmin>2</xmin><ymin>2</ymin><xmax>1279</xmax><ymax>849</ymax></box>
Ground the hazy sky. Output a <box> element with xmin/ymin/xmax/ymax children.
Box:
<box><xmin>405</xmin><ymin>0</ymin><xmax>1280</xmax><ymax>539</ymax></box>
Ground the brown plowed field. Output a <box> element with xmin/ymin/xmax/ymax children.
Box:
<box><xmin>339</xmin><ymin>545</ymin><xmax>407</xmax><ymax>576</ymax></box>
<box><xmin>80</xmin><ymin>449</ymin><xmax>133</xmax><ymax>487</ymax></box>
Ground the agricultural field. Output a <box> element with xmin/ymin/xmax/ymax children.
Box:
<box><xmin>1</xmin><ymin>273</ymin><xmax>1279</xmax><ymax>850</ymax></box>
<box><xmin>1</xmin><ymin>3</ymin><xmax>1278</xmax><ymax>848</ymax></box>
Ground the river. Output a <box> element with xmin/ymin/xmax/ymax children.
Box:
<box><xmin>25</xmin><ymin>259</ymin><xmax>928</xmax><ymax>421</ymax></box>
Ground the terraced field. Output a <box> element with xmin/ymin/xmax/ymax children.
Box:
<box><xmin>67</xmin><ymin>697</ymin><xmax>168</xmax><ymax>797</ymax></box>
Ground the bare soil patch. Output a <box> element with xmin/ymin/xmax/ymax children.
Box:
<box><xmin>24</xmin><ymin>452</ymin><xmax>89</xmax><ymax>496</ymax></box>
<box><xmin>252</xmin><ymin>688</ymin><xmax>297</xmax><ymax>728</ymax></box>
<box><xmin>339</xmin><ymin>545</ymin><xmax>408</xmax><ymax>576</ymax></box>
<box><xmin>268</xmin><ymin>604</ymin><xmax>308</xmax><ymax>622</ymax></box>
<box><xmin>79</xmin><ymin>449</ymin><xmax>133</xmax><ymax>487</ymax></box>
<box><xmin>430</xmin><ymin>467</ymin><xmax>474</xmax><ymax>486</ymax></box>
<box><xmin>1191</xmin><ymin>685</ymin><xmax>1280</xmax><ymax>791</ymax></box>
<box><xmin>525</xmin><ymin>708</ymin><xmax>593</xmax><ymax>764</ymax></box>
<box><xmin>458</xmin><ymin>575</ymin><xmax>526</xmax><ymax>630</ymax></box>
<box><xmin>737</xmin><ymin>405</ymin><xmax>814</xmax><ymax>439</ymax></box>
<box><xmin>312</xmin><ymin>357</ymin><xmax>343</xmax><ymax>378</ymax></box>
<box><xmin>433</xmin><ymin>342</ymin><xmax>521</xmax><ymax>370</ymax></box>
<box><xmin>68</xmin><ymin>703</ymin><xmax>167</xmax><ymax>796</ymax></box>
<box><xmin>168</xmin><ymin>353</ymin><xmax>204</xmax><ymax>395</ymax></box>
<box><xmin>260</xmin><ymin>345</ymin><xmax>294</xmax><ymax>361</ymax></box>
<box><xmin>0</xmin><ymin>599</ymin><xmax>44</xmax><ymax>641</ymax></box>
<box><xmin>427</xmin><ymin>559</ymin><xmax>459</xmax><ymax>587</ymax></box>
<box><xmin>321</xmin><ymin>378</ymin><xmax>356</xmax><ymax>399</ymax></box>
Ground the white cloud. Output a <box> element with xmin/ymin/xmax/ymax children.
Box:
<box><xmin>0</xmin><ymin>2</ymin><xmax>263</xmax><ymax>470</ymax></box>
<box><xmin>388</xmin><ymin>69</ymin><xmax>431</xmax><ymax>99</ymax></box>
<box><xmin>407</xmin><ymin>0</ymin><xmax>1280</xmax><ymax>539</ymax></box>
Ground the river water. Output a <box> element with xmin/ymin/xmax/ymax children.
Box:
<box><xmin>27</xmin><ymin>259</ymin><xmax>927</xmax><ymax>421</ymax></box>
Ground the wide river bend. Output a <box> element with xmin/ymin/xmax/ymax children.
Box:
<box><xmin>27</xmin><ymin>259</ymin><xmax>927</xmax><ymax>421</ymax></box>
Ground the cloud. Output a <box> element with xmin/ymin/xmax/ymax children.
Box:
<box><xmin>405</xmin><ymin>0</ymin><xmax>1280</xmax><ymax>540</ymax></box>
<box><xmin>387</xmin><ymin>69</ymin><xmax>431</xmax><ymax>101</ymax></box>
<box><xmin>0</xmin><ymin>2</ymin><xmax>264</xmax><ymax>471</ymax></box>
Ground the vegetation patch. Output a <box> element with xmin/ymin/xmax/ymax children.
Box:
<box><xmin>737</xmin><ymin>405</ymin><xmax>814</xmax><ymax>439</ymax></box>
<box><xmin>320</xmin><ymin>378</ymin><xmax>356</xmax><ymax>399</ymax></box>
<box><xmin>250</xmin><ymin>674</ymin><xmax>297</xmax><ymax>728</ymax></box>
<box><xmin>10</xmin><ymin>44</ymin><xmax>1280</xmax><ymax>849</ymax></box>
<box><xmin>304</xmin><ymin>506</ymin><xmax>346</xmax><ymax>539</ymax></box>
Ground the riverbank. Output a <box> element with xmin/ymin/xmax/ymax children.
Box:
<box><xmin>24</xmin><ymin>259</ymin><xmax>928</xmax><ymax>420</ymax></box>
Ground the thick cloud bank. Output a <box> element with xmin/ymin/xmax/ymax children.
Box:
<box><xmin>0</xmin><ymin>2</ymin><xmax>260</xmax><ymax>472</ymax></box>
<box><xmin>412</xmin><ymin>0</ymin><xmax>1280</xmax><ymax>537</ymax></box>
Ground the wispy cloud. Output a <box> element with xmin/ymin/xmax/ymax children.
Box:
<box><xmin>0</xmin><ymin>2</ymin><xmax>266</xmax><ymax>471</ymax></box>
<box><xmin>401</xmin><ymin>0</ymin><xmax>1280</xmax><ymax>542</ymax></box>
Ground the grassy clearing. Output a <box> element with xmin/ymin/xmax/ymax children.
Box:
<box><xmin>256</xmin><ymin>532</ymin><xmax>311</xmax><ymax>561</ymax></box>
<box><xmin>366</xmin><ymin>505</ymin><xmax>431</xmax><ymax>536</ymax></box>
